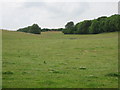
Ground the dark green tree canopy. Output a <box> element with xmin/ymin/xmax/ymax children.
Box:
<box><xmin>62</xmin><ymin>14</ymin><xmax>120</xmax><ymax>34</ymax></box>
<box><xmin>97</xmin><ymin>16</ymin><xmax>107</xmax><ymax>21</ymax></box>
<box><xmin>63</xmin><ymin>21</ymin><xmax>75</xmax><ymax>34</ymax></box>
<box><xmin>65</xmin><ymin>21</ymin><xmax>74</xmax><ymax>29</ymax></box>
<box><xmin>75</xmin><ymin>20</ymin><xmax>92</xmax><ymax>34</ymax></box>
<box><xmin>29</xmin><ymin>24</ymin><xmax>41</xmax><ymax>34</ymax></box>
<box><xmin>17</xmin><ymin>24</ymin><xmax>41</xmax><ymax>34</ymax></box>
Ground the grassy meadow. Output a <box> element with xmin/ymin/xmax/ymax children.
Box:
<box><xmin>2</xmin><ymin>30</ymin><xmax>118</xmax><ymax>88</ymax></box>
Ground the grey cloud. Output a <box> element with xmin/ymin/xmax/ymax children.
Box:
<box><xmin>23</xmin><ymin>2</ymin><xmax>46</xmax><ymax>8</ymax></box>
<box><xmin>22</xmin><ymin>2</ymin><xmax>89</xmax><ymax>18</ymax></box>
<box><xmin>1</xmin><ymin>2</ymin><xmax>118</xmax><ymax>30</ymax></box>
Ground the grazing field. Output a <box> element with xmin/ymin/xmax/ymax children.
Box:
<box><xmin>2</xmin><ymin>30</ymin><xmax>118</xmax><ymax>88</ymax></box>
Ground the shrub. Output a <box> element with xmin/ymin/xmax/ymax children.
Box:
<box><xmin>17</xmin><ymin>24</ymin><xmax>41</xmax><ymax>34</ymax></box>
<box><xmin>63</xmin><ymin>21</ymin><xmax>75</xmax><ymax>34</ymax></box>
<box><xmin>28</xmin><ymin>24</ymin><xmax>41</xmax><ymax>34</ymax></box>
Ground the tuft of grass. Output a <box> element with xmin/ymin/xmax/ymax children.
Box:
<box><xmin>2</xmin><ymin>71</ymin><xmax>13</xmax><ymax>75</ymax></box>
<box><xmin>59</xmin><ymin>62</ymin><xmax>67</xmax><ymax>65</ymax></box>
<box><xmin>48</xmin><ymin>69</ymin><xmax>60</xmax><ymax>73</ymax></box>
<box><xmin>79</xmin><ymin>67</ymin><xmax>87</xmax><ymax>70</ymax></box>
<box><xmin>51</xmin><ymin>70</ymin><xmax>60</xmax><ymax>73</ymax></box>
<box><xmin>105</xmin><ymin>72</ymin><xmax>120</xmax><ymax>77</ymax></box>
<box><xmin>88</xmin><ymin>75</ymin><xmax>98</xmax><ymax>78</ymax></box>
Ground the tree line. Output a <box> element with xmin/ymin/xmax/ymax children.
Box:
<box><xmin>17</xmin><ymin>24</ymin><xmax>41</xmax><ymax>34</ymax></box>
<box><xmin>17</xmin><ymin>24</ymin><xmax>64</xmax><ymax>34</ymax></box>
<box><xmin>63</xmin><ymin>14</ymin><xmax>120</xmax><ymax>34</ymax></box>
<box><xmin>17</xmin><ymin>14</ymin><xmax>120</xmax><ymax>34</ymax></box>
<box><xmin>41</xmin><ymin>28</ymin><xmax>64</xmax><ymax>32</ymax></box>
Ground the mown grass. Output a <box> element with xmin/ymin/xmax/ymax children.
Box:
<box><xmin>2</xmin><ymin>30</ymin><xmax>118</xmax><ymax>88</ymax></box>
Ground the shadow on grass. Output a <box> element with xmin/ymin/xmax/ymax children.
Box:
<box><xmin>105</xmin><ymin>72</ymin><xmax>120</xmax><ymax>77</ymax></box>
<box><xmin>2</xmin><ymin>71</ymin><xmax>13</xmax><ymax>75</ymax></box>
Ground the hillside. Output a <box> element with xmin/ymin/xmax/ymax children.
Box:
<box><xmin>2</xmin><ymin>30</ymin><xmax>118</xmax><ymax>88</ymax></box>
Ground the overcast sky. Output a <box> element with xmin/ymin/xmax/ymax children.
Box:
<box><xmin>0</xmin><ymin>0</ymin><xmax>119</xmax><ymax>31</ymax></box>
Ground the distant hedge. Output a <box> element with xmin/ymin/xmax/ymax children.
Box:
<box><xmin>17</xmin><ymin>24</ymin><xmax>64</xmax><ymax>33</ymax></box>
<box><xmin>62</xmin><ymin>14</ymin><xmax>120</xmax><ymax>34</ymax></box>
<box><xmin>41</xmin><ymin>28</ymin><xmax>64</xmax><ymax>32</ymax></box>
<box><xmin>17</xmin><ymin>24</ymin><xmax>41</xmax><ymax>34</ymax></box>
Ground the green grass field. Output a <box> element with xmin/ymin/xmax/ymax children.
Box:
<box><xmin>2</xmin><ymin>30</ymin><xmax>118</xmax><ymax>88</ymax></box>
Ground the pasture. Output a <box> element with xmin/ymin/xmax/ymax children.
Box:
<box><xmin>2</xmin><ymin>30</ymin><xmax>118</xmax><ymax>88</ymax></box>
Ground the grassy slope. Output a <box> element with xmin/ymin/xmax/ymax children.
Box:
<box><xmin>2</xmin><ymin>30</ymin><xmax>118</xmax><ymax>88</ymax></box>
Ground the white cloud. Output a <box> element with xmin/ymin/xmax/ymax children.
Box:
<box><xmin>0</xmin><ymin>1</ymin><xmax>118</xmax><ymax>30</ymax></box>
<box><xmin>1</xmin><ymin>0</ymin><xmax>119</xmax><ymax>2</ymax></box>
